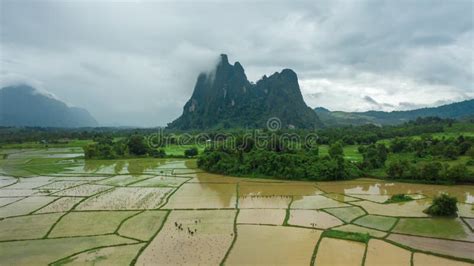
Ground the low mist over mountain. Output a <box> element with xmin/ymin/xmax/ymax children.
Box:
<box><xmin>168</xmin><ymin>54</ymin><xmax>322</xmax><ymax>130</ymax></box>
<box><xmin>0</xmin><ymin>84</ymin><xmax>98</xmax><ymax>128</ymax></box>
<box><xmin>315</xmin><ymin>99</ymin><xmax>474</xmax><ymax>127</ymax></box>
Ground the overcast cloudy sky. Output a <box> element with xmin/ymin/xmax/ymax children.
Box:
<box><xmin>1</xmin><ymin>0</ymin><xmax>473</xmax><ymax>127</ymax></box>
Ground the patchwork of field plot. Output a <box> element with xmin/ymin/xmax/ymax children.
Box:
<box><xmin>0</xmin><ymin>150</ymin><xmax>473</xmax><ymax>265</ymax></box>
<box><xmin>137</xmin><ymin>210</ymin><xmax>235</xmax><ymax>265</ymax></box>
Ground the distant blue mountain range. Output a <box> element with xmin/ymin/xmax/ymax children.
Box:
<box><xmin>315</xmin><ymin>99</ymin><xmax>474</xmax><ymax>127</ymax></box>
<box><xmin>0</xmin><ymin>84</ymin><xmax>98</xmax><ymax>127</ymax></box>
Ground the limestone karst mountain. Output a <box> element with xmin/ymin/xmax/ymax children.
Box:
<box><xmin>168</xmin><ymin>54</ymin><xmax>322</xmax><ymax>130</ymax></box>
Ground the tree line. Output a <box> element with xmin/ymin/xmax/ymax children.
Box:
<box><xmin>198</xmin><ymin>139</ymin><xmax>361</xmax><ymax>181</ymax></box>
<box><xmin>83</xmin><ymin>135</ymin><xmax>198</xmax><ymax>159</ymax></box>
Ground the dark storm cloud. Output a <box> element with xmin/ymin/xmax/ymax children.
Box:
<box><xmin>1</xmin><ymin>0</ymin><xmax>472</xmax><ymax>126</ymax></box>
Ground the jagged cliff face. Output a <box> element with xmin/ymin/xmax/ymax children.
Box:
<box><xmin>168</xmin><ymin>54</ymin><xmax>322</xmax><ymax>130</ymax></box>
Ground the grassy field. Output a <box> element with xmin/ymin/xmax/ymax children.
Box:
<box><xmin>367</xmin><ymin>153</ymin><xmax>474</xmax><ymax>178</ymax></box>
<box><xmin>1</xmin><ymin>139</ymin><xmax>93</xmax><ymax>149</ymax></box>
<box><xmin>393</xmin><ymin>218</ymin><xmax>472</xmax><ymax>241</ymax></box>
<box><xmin>1</xmin><ymin>121</ymin><xmax>473</xmax><ymax>180</ymax></box>
<box><xmin>319</xmin><ymin>145</ymin><xmax>363</xmax><ymax>162</ymax></box>
<box><xmin>162</xmin><ymin>144</ymin><xmax>205</xmax><ymax>156</ymax></box>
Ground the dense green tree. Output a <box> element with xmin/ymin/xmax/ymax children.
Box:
<box><xmin>412</xmin><ymin>140</ymin><xmax>427</xmax><ymax>157</ymax></box>
<box><xmin>360</xmin><ymin>144</ymin><xmax>387</xmax><ymax>169</ymax></box>
<box><xmin>83</xmin><ymin>143</ymin><xmax>98</xmax><ymax>159</ymax></box>
<box><xmin>467</xmin><ymin>147</ymin><xmax>474</xmax><ymax>159</ymax></box>
<box><xmin>198</xmin><ymin>145</ymin><xmax>361</xmax><ymax>182</ymax></box>
<box><xmin>236</xmin><ymin>136</ymin><xmax>255</xmax><ymax>153</ymax></box>
<box><xmin>444</xmin><ymin>164</ymin><xmax>468</xmax><ymax>182</ymax></box>
<box><xmin>83</xmin><ymin>136</ymin><xmax>117</xmax><ymax>159</ymax></box>
<box><xmin>96</xmin><ymin>143</ymin><xmax>115</xmax><ymax>159</ymax></box>
<box><xmin>458</xmin><ymin>141</ymin><xmax>472</xmax><ymax>155</ymax></box>
<box><xmin>425</xmin><ymin>194</ymin><xmax>458</xmax><ymax>216</ymax></box>
<box><xmin>443</xmin><ymin>144</ymin><xmax>458</xmax><ymax>160</ymax></box>
<box><xmin>328</xmin><ymin>142</ymin><xmax>344</xmax><ymax>159</ymax></box>
<box><xmin>128</xmin><ymin>135</ymin><xmax>148</xmax><ymax>156</ymax></box>
<box><xmin>387</xmin><ymin>160</ymin><xmax>411</xmax><ymax>179</ymax></box>
<box><xmin>418</xmin><ymin>162</ymin><xmax>443</xmax><ymax>181</ymax></box>
<box><xmin>184</xmin><ymin>147</ymin><xmax>199</xmax><ymax>157</ymax></box>
<box><xmin>390</xmin><ymin>138</ymin><xmax>409</xmax><ymax>153</ymax></box>
<box><xmin>151</xmin><ymin>148</ymin><xmax>166</xmax><ymax>158</ymax></box>
<box><xmin>113</xmin><ymin>140</ymin><xmax>127</xmax><ymax>156</ymax></box>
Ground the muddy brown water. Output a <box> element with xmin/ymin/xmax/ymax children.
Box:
<box><xmin>226</xmin><ymin>224</ymin><xmax>321</xmax><ymax>265</ymax></box>
<box><xmin>314</xmin><ymin>238</ymin><xmax>366</xmax><ymax>266</ymax></box>
<box><xmin>316</xmin><ymin>179</ymin><xmax>474</xmax><ymax>204</ymax></box>
<box><xmin>413</xmin><ymin>253</ymin><xmax>473</xmax><ymax>266</ymax></box>
<box><xmin>387</xmin><ymin>234</ymin><xmax>474</xmax><ymax>260</ymax></box>
<box><xmin>364</xmin><ymin>239</ymin><xmax>411</xmax><ymax>266</ymax></box>
<box><xmin>288</xmin><ymin>209</ymin><xmax>343</xmax><ymax>229</ymax></box>
<box><xmin>136</xmin><ymin>210</ymin><xmax>235</xmax><ymax>265</ymax></box>
<box><xmin>163</xmin><ymin>183</ymin><xmax>237</xmax><ymax>209</ymax></box>
<box><xmin>237</xmin><ymin>209</ymin><xmax>286</xmax><ymax>225</ymax></box>
<box><xmin>1</xmin><ymin>157</ymin><xmax>474</xmax><ymax>265</ymax></box>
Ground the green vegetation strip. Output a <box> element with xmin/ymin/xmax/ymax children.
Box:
<box><xmin>235</xmin><ymin>183</ymin><xmax>239</xmax><ymax>209</ymax></box>
<box><xmin>283</xmin><ymin>196</ymin><xmax>294</xmax><ymax>226</ymax></box>
<box><xmin>361</xmin><ymin>241</ymin><xmax>369</xmax><ymax>266</ymax></box>
<box><xmin>50</xmin><ymin>242</ymin><xmax>144</xmax><ymax>266</ymax></box>
<box><xmin>220</xmin><ymin>209</ymin><xmax>240</xmax><ymax>266</ymax></box>
<box><xmin>157</xmin><ymin>176</ymin><xmax>191</xmax><ymax>208</ymax></box>
<box><xmin>114</xmin><ymin>210</ymin><xmax>145</xmax><ymax>235</ymax></box>
<box><xmin>322</xmin><ymin>230</ymin><xmax>370</xmax><ymax>244</ymax></box>
<box><xmin>221</xmin><ymin>184</ymin><xmax>240</xmax><ymax>264</ymax></box>
<box><xmin>310</xmin><ymin>232</ymin><xmax>325</xmax><ymax>266</ymax></box>
<box><xmin>129</xmin><ymin>210</ymin><xmax>170</xmax><ymax>265</ymax></box>
<box><xmin>384</xmin><ymin>194</ymin><xmax>413</xmax><ymax>204</ymax></box>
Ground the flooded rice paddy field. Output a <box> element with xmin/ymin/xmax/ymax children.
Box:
<box><xmin>0</xmin><ymin>149</ymin><xmax>473</xmax><ymax>265</ymax></box>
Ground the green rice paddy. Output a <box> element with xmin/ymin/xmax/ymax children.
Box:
<box><xmin>353</xmin><ymin>215</ymin><xmax>397</xmax><ymax>231</ymax></box>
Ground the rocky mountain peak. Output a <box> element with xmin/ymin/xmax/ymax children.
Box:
<box><xmin>167</xmin><ymin>55</ymin><xmax>322</xmax><ymax>130</ymax></box>
<box><xmin>219</xmin><ymin>53</ymin><xmax>229</xmax><ymax>65</ymax></box>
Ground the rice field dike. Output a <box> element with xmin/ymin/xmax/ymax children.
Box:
<box><xmin>0</xmin><ymin>119</ymin><xmax>474</xmax><ymax>265</ymax></box>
